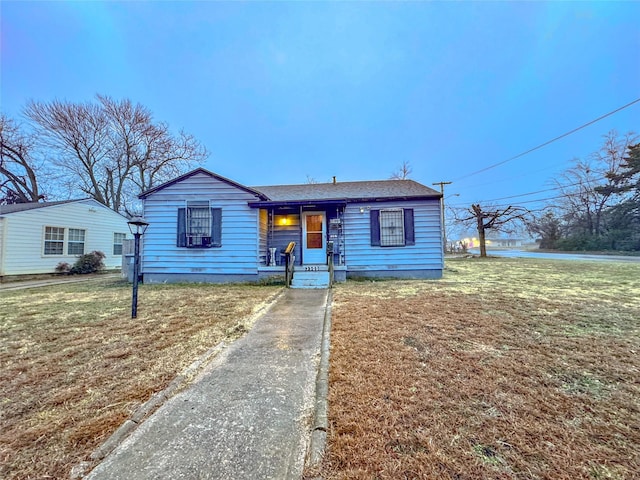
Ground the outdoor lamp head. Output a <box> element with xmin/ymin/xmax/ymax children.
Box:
<box><xmin>127</xmin><ymin>216</ymin><xmax>149</xmax><ymax>235</ymax></box>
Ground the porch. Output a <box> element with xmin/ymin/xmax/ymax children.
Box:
<box><xmin>258</xmin><ymin>203</ymin><xmax>346</xmax><ymax>270</ymax></box>
<box><xmin>255</xmin><ymin>202</ymin><xmax>347</xmax><ymax>287</ymax></box>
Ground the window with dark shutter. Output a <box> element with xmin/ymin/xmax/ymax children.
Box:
<box><xmin>177</xmin><ymin>203</ymin><xmax>222</xmax><ymax>248</ymax></box>
<box><xmin>177</xmin><ymin>208</ymin><xmax>186</xmax><ymax>247</ymax></box>
<box><xmin>370</xmin><ymin>208</ymin><xmax>415</xmax><ymax>247</ymax></box>
<box><xmin>404</xmin><ymin>208</ymin><xmax>415</xmax><ymax>246</ymax></box>
<box><xmin>370</xmin><ymin>209</ymin><xmax>381</xmax><ymax>246</ymax></box>
<box><xmin>211</xmin><ymin>208</ymin><xmax>222</xmax><ymax>247</ymax></box>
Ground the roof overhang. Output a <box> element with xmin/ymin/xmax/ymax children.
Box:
<box><xmin>248</xmin><ymin>199</ymin><xmax>348</xmax><ymax>208</ymax></box>
<box><xmin>248</xmin><ymin>195</ymin><xmax>440</xmax><ymax>208</ymax></box>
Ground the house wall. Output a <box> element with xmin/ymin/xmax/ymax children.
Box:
<box><xmin>269</xmin><ymin>213</ymin><xmax>301</xmax><ymax>266</ymax></box>
<box><xmin>0</xmin><ymin>200</ymin><xmax>129</xmax><ymax>277</ymax></box>
<box><xmin>258</xmin><ymin>209</ymin><xmax>268</xmax><ymax>265</ymax></box>
<box><xmin>343</xmin><ymin>199</ymin><xmax>443</xmax><ymax>279</ymax></box>
<box><xmin>141</xmin><ymin>172</ymin><xmax>262</xmax><ymax>283</ymax></box>
<box><xmin>0</xmin><ymin>218</ymin><xmax>5</xmax><ymax>275</ymax></box>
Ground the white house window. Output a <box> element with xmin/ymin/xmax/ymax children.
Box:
<box><xmin>67</xmin><ymin>228</ymin><xmax>86</xmax><ymax>255</ymax></box>
<box><xmin>44</xmin><ymin>227</ymin><xmax>65</xmax><ymax>255</ymax></box>
<box><xmin>113</xmin><ymin>232</ymin><xmax>127</xmax><ymax>255</ymax></box>
<box><xmin>379</xmin><ymin>209</ymin><xmax>405</xmax><ymax>246</ymax></box>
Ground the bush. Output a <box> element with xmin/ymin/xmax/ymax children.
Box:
<box><xmin>70</xmin><ymin>251</ymin><xmax>106</xmax><ymax>274</ymax></box>
<box><xmin>55</xmin><ymin>262</ymin><xmax>71</xmax><ymax>274</ymax></box>
<box><xmin>555</xmin><ymin>233</ymin><xmax>640</xmax><ymax>252</ymax></box>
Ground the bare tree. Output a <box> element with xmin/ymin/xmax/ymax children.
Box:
<box><xmin>457</xmin><ymin>204</ymin><xmax>530</xmax><ymax>257</ymax></box>
<box><xmin>0</xmin><ymin>114</ymin><xmax>44</xmax><ymax>203</ymax></box>
<box><xmin>554</xmin><ymin>130</ymin><xmax>637</xmax><ymax>237</ymax></box>
<box><xmin>99</xmin><ymin>95</ymin><xmax>207</xmax><ymax>210</ymax></box>
<box><xmin>25</xmin><ymin>95</ymin><xmax>207</xmax><ymax>213</ymax></box>
<box><xmin>390</xmin><ymin>160</ymin><xmax>412</xmax><ymax>180</ymax></box>
<box><xmin>25</xmin><ymin>99</ymin><xmax>111</xmax><ymax>206</ymax></box>
<box><xmin>527</xmin><ymin>210</ymin><xmax>564</xmax><ymax>249</ymax></box>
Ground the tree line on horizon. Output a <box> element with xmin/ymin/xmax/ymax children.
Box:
<box><xmin>528</xmin><ymin>130</ymin><xmax>639</xmax><ymax>252</ymax></box>
<box><xmin>450</xmin><ymin>130</ymin><xmax>640</xmax><ymax>254</ymax></box>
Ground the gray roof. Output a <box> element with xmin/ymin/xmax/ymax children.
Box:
<box><xmin>0</xmin><ymin>199</ymin><xmax>80</xmax><ymax>215</ymax></box>
<box><xmin>251</xmin><ymin>179</ymin><xmax>441</xmax><ymax>203</ymax></box>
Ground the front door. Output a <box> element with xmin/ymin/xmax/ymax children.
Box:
<box><xmin>302</xmin><ymin>211</ymin><xmax>326</xmax><ymax>264</ymax></box>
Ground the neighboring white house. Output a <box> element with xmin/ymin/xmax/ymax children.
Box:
<box><xmin>0</xmin><ymin>199</ymin><xmax>130</xmax><ymax>280</ymax></box>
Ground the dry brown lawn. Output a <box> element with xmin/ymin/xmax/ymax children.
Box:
<box><xmin>307</xmin><ymin>257</ymin><xmax>640</xmax><ymax>480</ymax></box>
<box><xmin>0</xmin><ymin>277</ymin><xmax>281</xmax><ymax>480</ymax></box>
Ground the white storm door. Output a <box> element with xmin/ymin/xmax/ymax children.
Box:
<box><xmin>302</xmin><ymin>211</ymin><xmax>326</xmax><ymax>264</ymax></box>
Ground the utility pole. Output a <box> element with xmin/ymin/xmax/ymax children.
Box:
<box><xmin>432</xmin><ymin>181</ymin><xmax>452</xmax><ymax>253</ymax></box>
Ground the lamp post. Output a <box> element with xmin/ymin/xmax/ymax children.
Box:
<box><xmin>127</xmin><ymin>216</ymin><xmax>149</xmax><ymax>318</ymax></box>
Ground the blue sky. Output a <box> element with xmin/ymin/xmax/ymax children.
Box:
<box><xmin>1</xmin><ymin>1</ymin><xmax>639</xmax><ymax>212</ymax></box>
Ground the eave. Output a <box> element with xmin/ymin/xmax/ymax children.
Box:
<box><xmin>247</xmin><ymin>195</ymin><xmax>441</xmax><ymax>208</ymax></box>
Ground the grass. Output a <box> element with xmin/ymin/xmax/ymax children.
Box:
<box><xmin>306</xmin><ymin>257</ymin><xmax>640</xmax><ymax>480</ymax></box>
<box><xmin>0</xmin><ymin>278</ymin><xmax>282</xmax><ymax>480</ymax></box>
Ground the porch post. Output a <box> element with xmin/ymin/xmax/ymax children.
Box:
<box><xmin>299</xmin><ymin>205</ymin><xmax>303</xmax><ymax>265</ymax></box>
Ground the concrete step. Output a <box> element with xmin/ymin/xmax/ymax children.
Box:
<box><xmin>291</xmin><ymin>270</ymin><xmax>330</xmax><ymax>289</ymax></box>
<box><xmin>298</xmin><ymin>265</ymin><xmax>329</xmax><ymax>272</ymax></box>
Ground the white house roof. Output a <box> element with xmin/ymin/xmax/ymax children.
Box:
<box><xmin>0</xmin><ymin>199</ymin><xmax>126</xmax><ymax>217</ymax></box>
<box><xmin>0</xmin><ymin>199</ymin><xmax>82</xmax><ymax>215</ymax></box>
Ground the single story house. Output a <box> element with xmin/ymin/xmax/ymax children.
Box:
<box><xmin>0</xmin><ymin>199</ymin><xmax>130</xmax><ymax>280</ymax></box>
<box><xmin>487</xmin><ymin>238</ymin><xmax>525</xmax><ymax>248</ymax></box>
<box><xmin>139</xmin><ymin>168</ymin><xmax>443</xmax><ymax>286</ymax></box>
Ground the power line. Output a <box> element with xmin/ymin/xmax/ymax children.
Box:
<box><xmin>448</xmin><ymin>179</ymin><xmax>617</xmax><ymax>210</ymax></box>
<box><xmin>452</xmin><ymin>97</ymin><xmax>640</xmax><ymax>182</ymax></box>
<box><xmin>450</xmin><ymin>189</ymin><xmax>611</xmax><ymax>210</ymax></box>
<box><xmin>472</xmin><ymin>174</ymin><xmax>611</xmax><ymax>203</ymax></box>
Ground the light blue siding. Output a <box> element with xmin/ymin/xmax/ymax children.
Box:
<box><xmin>142</xmin><ymin>172</ymin><xmax>262</xmax><ymax>282</ymax></box>
<box><xmin>258</xmin><ymin>209</ymin><xmax>268</xmax><ymax>265</ymax></box>
<box><xmin>141</xmin><ymin>171</ymin><xmax>443</xmax><ymax>282</ymax></box>
<box><xmin>343</xmin><ymin>200</ymin><xmax>443</xmax><ymax>277</ymax></box>
<box><xmin>269</xmin><ymin>214</ymin><xmax>302</xmax><ymax>266</ymax></box>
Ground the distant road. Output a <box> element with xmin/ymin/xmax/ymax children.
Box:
<box><xmin>466</xmin><ymin>248</ymin><xmax>640</xmax><ymax>263</ymax></box>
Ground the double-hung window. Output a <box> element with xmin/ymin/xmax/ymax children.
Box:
<box><xmin>113</xmin><ymin>233</ymin><xmax>127</xmax><ymax>255</ymax></box>
<box><xmin>370</xmin><ymin>208</ymin><xmax>415</xmax><ymax>247</ymax></box>
<box><xmin>67</xmin><ymin>228</ymin><xmax>86</xmax><ymax>255</ymax></box>
<box><xmin>44</xmin><ymin>227</ymin><xmax>87</xmax><ymax>255</ymax></box>
<box><xmin>177</xmin><ymin>201</ymin><xmax>222</xmax><ymax>248</ymax></box>
<box><xmin>44</xmin><ymin>227</ymin><xmax>65</xmax><ymax>255</ymax></box>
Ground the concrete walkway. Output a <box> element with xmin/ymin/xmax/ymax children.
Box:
<box><xmin>0</xmin><ymin>273</ymin><xmax>122</xmax><ymax>291</ymax></box>
<box><xmin>86</xmin><ymin>288</ymin><xmax>329</xmax><ymax>480</ymax></box>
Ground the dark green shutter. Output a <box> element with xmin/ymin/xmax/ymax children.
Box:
<box><xmin>177</xmin><ymin>208</ymin><xmax>186</xmax><ymax>247</ymax></box>
<box><xmin>211</xmin><ymin>208</ymin><xmax>222</xmax><ymax>247</ymax></box>
<box><xmin>404</xmin><ymin>208</ymin><xmax>415</xmax><ymax>246</ymax></box>
<box><xmin>370</xmin><ymin>209</ymin><xmax>381</xmax><ymax>246</ymax></box>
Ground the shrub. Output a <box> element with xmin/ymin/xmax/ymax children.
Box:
<box><xmin>55</xmin><ymin>262</ymin><xmax>71</xmax><ymax>274</ymax></box>
<box><xmin>70</xmin><ymin>251</ymin><xmax>106</xmax><ymax>274</ymax></box>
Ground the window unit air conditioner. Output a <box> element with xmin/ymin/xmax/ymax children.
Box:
<box><xmin>187</xmin><ymin>235</ymin><xmax>211</xmax><ymax>248</ymax></box>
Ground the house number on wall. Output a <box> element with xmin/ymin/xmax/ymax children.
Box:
<box><xmin>304</xmin><ymin>266</ymin><xmax>321</xmax><ymax>271</ymax></box>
